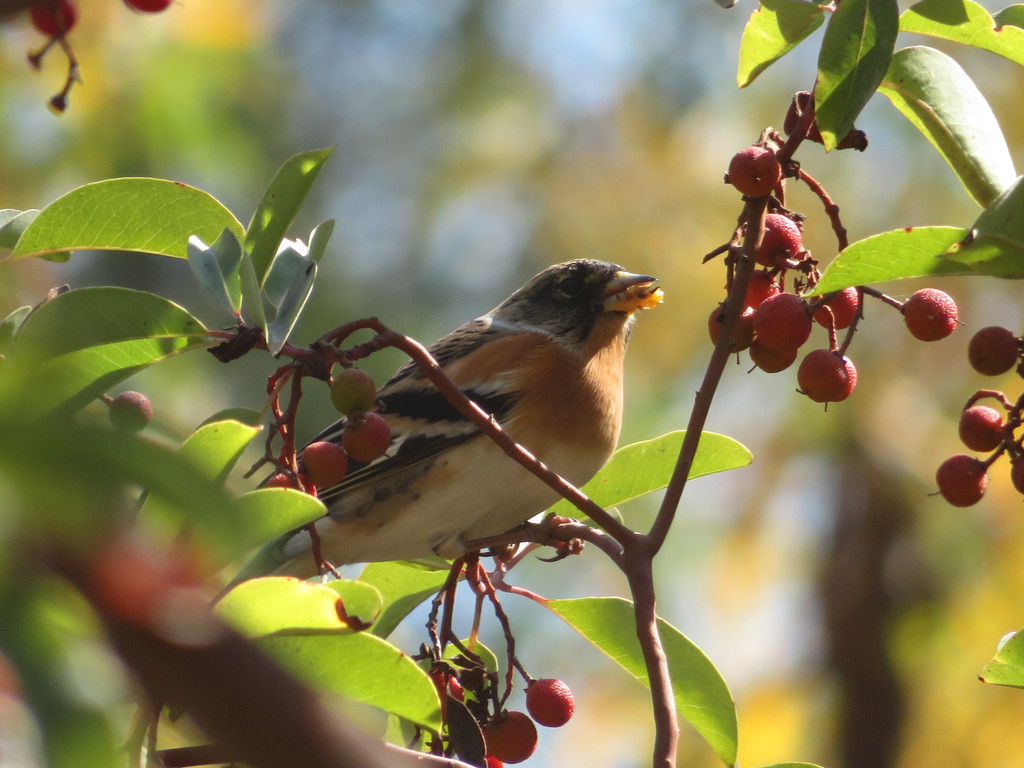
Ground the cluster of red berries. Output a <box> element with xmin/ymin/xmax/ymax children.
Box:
<box><xmin>265</xmin><ymin>368</ymin><xmax>391</xmax><ymax>494</ymax></box>
<box><xmin>716</xmin><ymin>143</ymin><xmax>960</xmax><ymax>405</ymax></box>
<box><xmin>428</xmin><ymin>661</ymin><xmax>575</xmax><ymax>766</ymax></box>
<box><xmin>25</xmin><ymin>0</ymin><xmax>173</xmax><ymax>112</ymax></box>
<box><xmin>935</xmin><ymin>325</ymin><xmax>1024</xmax><ymax>507</ymax></box>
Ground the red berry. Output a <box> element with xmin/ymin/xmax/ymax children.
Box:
<box><xmin>958</xmin><ymin>405</ymin><xmax>1004</xmax><ymax>453</ymax></box>
<box><xmin>301</xmin><ymin>441</ymin><xmax>349</xmax><ymax>488</ymax></box>
<box><xmin>968</xmin><ymin>326</ymin><xmax>1018</xmax><ymax>376</ymax></box>
<box><xmin>342</xmin><ymin>412</ymin><xmax>391</xmax><ymax>463</ymax></box>
<box><xmin>1011</xmin><ymin>459</ymin><xmax>1024</xmax><ymax>496</ymax></box>
<box><xmin>482</xmin><ymin>711</ymin><xmax>538</xmax><ymax>765</ymax></box>
<box><xmin>749</xmin><ymin>340</ymin><xmax>797</xmax><ymax>373</ymax></box>
<box><xmin>122</xmin><ymin>0</ymin><xmax>173</xmax><ymax>11</ymax></box>
<box><xmin>728</xmin><ymin>146</ymin><xmax>782</xmax><ymax>198</ymax></box>
<box><xmin>330</xmin><ymin>368</ymin><xmax>378</xmax><ymax>416</ymax></box>
<box><xmin>30</xmin><ymin>0</ymin><xmax>77</xmax><ymax>36</ymax></box>
<box><xmin>813</xmin><ymin>287</ymin><xmax>860</xmax><ymax>330</ymax></box>
<box><xmin>526</xmin><ymin>678</ymin><xmax>575</xmax><ymax>727</ymax></box>
<box><xmin>108</xmin><ymin>391</ymin><xmax>153</xmax><ymax>431</ymax></box>
<box><xmin>708</xmin><ymin>304</ymin><xmax>755</xmax><ymax>353</ymax></box>
<box><xmin>757</xmin><ymin>214</ymin><xmax>803</xmax><ymax>267</ymax></box>
<box><xmin>935</xmin><ymin>455</ymin><xmax>988</xmax><ymax>507</ymax></box>
<box><xmin>264</xmin><ymin>472</ymin><xmax>313</xmax><ymax>493</ymax></box>
<box><xmin>752</xmin><ymin>293</ymin><xmax>811</xmax><ymax>351</ymax></box>
<box><xmin>797</xmin><ymin>350</ymin><xmax>857</xmax><ymax>403</ymax></box>
<box><xmin>903</xmin><ymin>288</ymin><xmax>958</xmax><ymax>341</ymax></box>
<box><xmin>485</xmin><ymin>757</ymin><xmax>503</xmax><ymax>768</ymax></box>
<box><xmin>743</xmin><ymin>270</ymin><xmax>781</xmax><ymax>310</ymax></box>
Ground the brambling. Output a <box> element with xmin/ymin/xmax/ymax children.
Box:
<box><xmin>248</xmin><ymin>259</ymin><xmax>662</xmax><ymax>577</ymax></box>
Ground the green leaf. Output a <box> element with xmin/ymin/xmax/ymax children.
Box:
<box><xmin>256</xmin><ymin>632</ymin><xmax>442</xmax><ymax>731</ymax></box>
<box><xmin>0</xmin><ymin>208</ymin><xmax>40</xmax><ymax>250</ymax></box>
<box><xmin>738</xmin><ymin>0</ymin><xmax>827</xmax><ymax>88</ymax></box>
<box><xmin>239</xmin><ymin>250</ymin><xmax>268</xmax><ymax>330</ymax></box>
<box><xmin>980</xmin><ymin>629</ymin><xmax>1024</xmax><ymax>688</ymax></box>
<box><xmin>815</xmin><ymin>0</ymin><xmax>900</xmax><ymax>150</ymax></box>
<box><xmin>359</xmin><ymin>560</ymin><xmax>451</xmax><ymax>639</ymax></box>
<box><xmin>187</xmin><ymin>230</ymin><xmax>245</xmax><ymax>318</ymax></box>
<box><xmin>307</xmin><ymin>219</ymin><xmax>336</xmax><ymax>264</ymax></box>
<box><xmin>6</xmin><ymin>287</ymin><xmax>208</xmax><ymax>417</ymax></box>
<box><xmin>994</xmin><ymin>4</ymin><xmax>1024</xmax><ymax>27</ymax></box>
<box><xmin>263</xmin><ymin>244</ymin><xmax>318</xmax><ymax>355</ymax></box>
<box><xmin>753</xmin><ymin>764</ymin><xmax>827</xmax><ymax>768</ymax></box>
<box><xmin>549</xmin><ymin>431</ymin><xmax>752</xmax><ymax>518</ymax></box>
<box><xmin>217</xmin><ymin>577</ymin><xmax>352</xmax><ymax>635</ymax></box>
<box><xmin>176</xmin><ymin>419</ymin><xmax>262</xmax><ymax>484</ymax></box>
<box><xmin>878</xmin><ymin>46</ymin><xmax>1015</xmax><ymax>207</ymax></box>
<box><xmin>901</xmin><ymin>0</ymin><xmax>1024</xmax><ymax>67</ymax></box>
<box><xmin>229</xmin><ymin>488</ymin><xmax>328</xmax><ymax>551</ymax></box>
<box><xmin>245</xmin><ymin>147</ymin><xmax>334</xmax><ymax>284</ymax></box>
<box><xmin>813</xmin><ymin>226</ymin><xmax>973</xmax><ymax>293</ymax></box>
<box><xmin>320</xmin><ymin>579</ymin><xmax>384</xmax><ymax>630</ymax></box>
<box><xmin>548</xmin><ymin>597</ymin><xmax>737</xmax><ymax>766</ymax></box>
<box><xmin>9</xmin><ymin>179</ymin><xmax>243</xmax><ymax>262</ymax></box>
<box><xmin>0</xmin><ymin>305</ymin><xmax>32</xmax><ymax>355</ymax></box>
<box><xmin>444</xmin><ymin>638</ymin><xmax>499</xmax><ymax>673</ymax></box>
<box><xmin>942</xmin><ymin>175</ymin><xmax>1024</xmax><ymax>276</ymax></box>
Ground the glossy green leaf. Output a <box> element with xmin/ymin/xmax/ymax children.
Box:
<box><xmin>245</xmin><ymin>147</ymin><xmax>334</xmax><ymax>283</ymax></box>
<box><xmin>444</xmin><ymin>638</ymin><xmax>499</xmax><ymax>673</ymax></box>
<box><xmin>549</xmin><ymin>431</ymin><xmax>752</xmax><ymax>518</ymax></box>
<box><xmin>0</xmin><ymin>208</ymin><xmax>40</xmax><ymax>250</ymax></box>
<box><xmin>8</xmin><ymin>179</ymin><xmax>243</xmax><ymax>262</ymax></box>
<box><xmin>6</xmin><ymin>287</ymin><xmax>208</xmax><ymax>417</ymax></box>
<box><xmin>307</xmin><ymin>219</ymin><xmax>336</xmax><ymax>264</ymax></box>
<box><xmin>264</xmin><ymin>244</ymin><xmax>318</xmax><ymax>355</ymax></box>
<box><xmin>359</xmin><ymin>560</ymin><xmax>451</xmax><ymax>638</ymax></box>
<box><xmin>813</xmin><ymin>226</ymin><xmax>973</xmax><ymax>293</ymax></box>
<box><xmin>187</xmin><ymin>230</ymin><xmax>244</xmax><ymax>317</ymax></box>
<box><xmin>321</xmin><ymin>579</ymin><xmax>384</xmax><ymax>629</ymax></box>
<box><xmin>942</xmin><ymin>175</ymin><xmax>1024</xmax><ymax>276</ymax></box>
<box><xmin>994</xmin><ymin>4</ymin><xmax>1024</xmax><ymax>27</ymax></box>
<box><xmin>738</xmin><ymin>0</ymin><xmax>827</xmax><ymax>88</ymax></box>
<box><xmin>548</xmin><ymin>597</ymin><xmax>737</xmax><ymax>766</ymax></box>
<box><xmin>176</xmin><ymin>419</ymin><xmax>262</xmax><ymax>483</ymax></box>
<box><xmin>256</xmin><ymin>632</ymin><xmax>442</xmax><ymax>731</ymax></box>
<box><xmin>980</xmin><ymin>630</ymin><xmax>1024</xmax><ymax>688</ymax></box>
<box><xmin>230</xmin><ymin>488</ymin><xmax>327</xmax><ymax>551</ymax></box>
<box><xmin>878</xmin><ymin>46</ymin><xmax>1015</xmax><ymax>207</ymax></box>
<box><xmin>217</xmin><ymin>577</ymin><xmax>351</xmax><ymax>635</ymax></box>
<box><xmin>815</xmin><ymin>0</ymin><xmax>899</xmax><ymax>150</ymax></box>
<box><xmin>0</xmin><ymin>305</ymin><xmax>31</xmax><ymax>355</ymax></box>
<box><xmin>901</xmin><ymin>0</ymin><xmax>1024</xmax><ymax>66</ymax></box>
<box><xmin>239</xmin><ymin>249</ymin><xmax>268</xmax><ymax>330</ymax></box>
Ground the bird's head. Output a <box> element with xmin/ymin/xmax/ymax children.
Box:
<box><xmin>489</xmin><ymin>259</ymin><xmax>663</xmax><ymax>347</ymax></box>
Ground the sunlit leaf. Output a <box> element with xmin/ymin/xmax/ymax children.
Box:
<box><xmin>738</xmin><ymin>0</ymin><xmax>827</xmax><ymax>88</ymax></box>
<box><xmin>320</xmin><ymin>579</ymin><xmax>384</xmax><ymax>630</ymax></box>
<box><xmin>187</xmin><ymin>230</ymin><xmax>244</xmax><ymax>317</ymax></box>
<box><xmin>217</xmin><ymin>577</ymin><xmax>351</xmax><ymax>635</ymax></box>
<box><xmin>9</xmin><ymin>179</ymin><xmax>243</xmax><ymax>262</ymax></box>
<box><xmin>6</xmin><ymin>287</ymin><xmax>208</xmax><ymax>417</ymax></box>
<box><xmin>813</xmin><ymin>226</ymin><xmax>973</xmax><ymax>293</ymax></box>
<box><xmin>548</xmin><ymin>597</ymin><xmax>737</xmax><ymax>767</ymax></box>
<box><xmin>256</xmin><ymin>632</ymin><xmax>442</xmax><ymax>731</ymax></box>
<box><xmin>245</xmin><ymin>147</ymin><xmax>334</xmax><ymax>283</ymax></box>
<box><xmin>549</xmin><ymin>431</ymin><xmax>751</xmax><ymax>518</ymax></box>
<box><xmin>263</xmin><ymin>244</ymin><xmax>318</xmax><ymax>355</ymax></box>
<box><xmin>359</xmin><ymin>560</ymin><xmax>451</xmax><ymax>639</ymax></box>
<box><xmin>980</xmin><ymin>629</ymin><xmax>1024</xmax><ymax>688</ymax></box>
<box><xmin>307</xmin><ymin>219</ymin><xmax>336</xmax><ymax>264</ymax></box>
<box><xmin>0</xmin><ymin>305</ymin><xmax>31</xmax><ymax>355</ymax></box>
<box><xmin>230</xmin><ymin>488</ymin><xmax>327</xmax><ymax>551</ymax></box>
<box><xmin>175</xmin><ymin>419</ymin><xmax>262</xmax><ymax>484</ymax></box>
<box><xmin>901</xmin><ymin>0</ymin><xmax>1024</xmax><ymax>66</ymax></box>
<box><xmin>0</xmin><ymin>209</ymin><xmax>40</xmax><ymax>251</ymax></box>
<box><xmin>815</xmin><ymin>0</ymin><xmax>899</xmax><ymax>149</ymax></box>
<box><xmin>239</xmin><ymin>250</ymin><xmax>267</xmax><ymax>330</ymax></box>
<box><xmin>943</xmin><ymin>175</ymin><xmax>1024</xmax><ymax>276</ymax></box>
<box><xmin>878</xmin><ymin>46</ymin><xmax>1015</xmax><ymax>207</ymax></box>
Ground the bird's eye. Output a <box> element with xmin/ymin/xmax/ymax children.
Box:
<box><xmin>551</xmin><ymin>275</ymin><xmax>585</xmax><ymax>302</ymax></box>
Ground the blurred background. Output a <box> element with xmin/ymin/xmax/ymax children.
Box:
<box><xmin>3</xmin><ymin>1</ymin><xmax>1024</xmax><ymax>766</ymax></box>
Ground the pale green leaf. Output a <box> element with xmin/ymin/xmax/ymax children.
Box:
<box><xmin>9</xmin><ymin>179</ymin><xmax>243</xmax><ymax>262</ymax></box>
<box><xmin>217</xmin><ymin>577</ymin><xmax>352</xmax><ymax>636</ymax></box>
<box><xmin>550</xmin><ymin>431</ymin><xmax>751</xmax><ymax>518</ymax></box>
<box><xmin>980</xmin><ymin>629</ymin><xmax>1024</xmax><ymax>688</ymax></box>
<box><xmin>187</xmin><ymin>230</ymin><xmax>244</xmax><ymax>317</ymax></box>
<box><xmin>943</xmin><ymin>174</ymin><xmax>1024</xmax><ymax>276</ymax></box>
<box><xmin>738</xmin><ymin>0</ymin><xmax>827</xmax><ymax>88</ymax></box>
<box><xmin>901</xmin><ymin>0</ymin><xmax>1024</xmax><ymax>66</ymax></box>
<box><xmin>0</xmin><ymin>209</ymin><xmax>40</xmax><ymax>251</ymax></box>
<box><xmin>815</xmin><ymin>0</ymin><xmax>900</xmax><ymax>149</ymax></box>
<box><xmin>359</xmin><ymin>560</ymin><xmax>451</xmax><ymax>639</ymax></box>
<box><xmin>878</xmin><ymin>46</ymin><xmax>1015</xmax><ymax>207</ymax></box>
<box><xmin>548</xmin><ymin>597</ymin><xmax>737</xmax><ymax>766</ymax></box>
<box><xmin>813</xmin><ymin>226</ymin><xmax>973</xmax><ymax>293</ymax></box>
<box><xmin>230</xmin><ymin>488</ymin><xmax>327</xmax><ymax>551</ymax></box>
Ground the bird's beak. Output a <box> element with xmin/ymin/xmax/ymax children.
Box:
<box><xmin>603</xmin><ymin>271</ymin><xmax>664</xmax><ymax>314</ymax></box>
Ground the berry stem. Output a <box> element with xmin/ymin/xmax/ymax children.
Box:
<box><xmin>795</xmin><ymin>167</ymin><xmax>848</xmax><ymax>251</ymax></box>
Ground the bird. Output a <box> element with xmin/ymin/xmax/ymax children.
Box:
<box><xmin>238</xmin><ymin>259</ymin><xmax>662</xmax><ymax>579</ymax></box>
